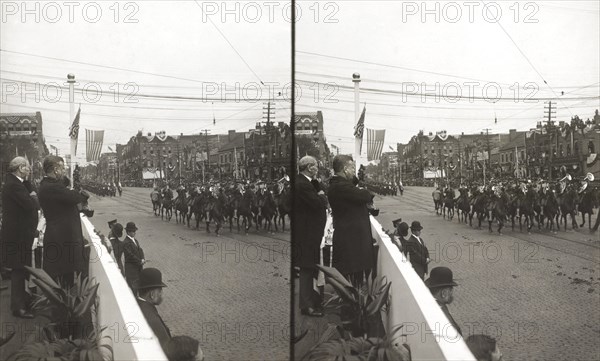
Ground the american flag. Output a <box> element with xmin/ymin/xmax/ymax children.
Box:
<box><xmin>354</xmin><ymin>105</ymin><xmax>366</xmax><ymax>153</ymax></box>
<box><xmin>69</xmin><ymin>106</ymin><xmax>81</xmax><ymax>153</ymax></box>
<box><xmin>86</xmin><ymin>129</ymin><xmax>104</xmax><ymax>162</ymax></box>
<box><xmin>366</xmin><ymin>129</ymin><xmax>385</xmax><ymax>161</ymax></box>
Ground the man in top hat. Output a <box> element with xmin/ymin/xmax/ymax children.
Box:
<box><xmin>137</xmin><ymin>267</ymin><xmax>171</xmax><ymax>350</ymax></box>
<box><xmin>404</xmin><ymin>221</ymin><xmax>430</xmax><ymax>280</ymax></box>
<box><xmin>122</xmin><ymin>222</ymin><xmax>145</xmax><ymax>294</ymax></box>
<box><xmin>425</xmin><ymin>266</ymin><xmax>462</xmax><ymax>336</ymax></box>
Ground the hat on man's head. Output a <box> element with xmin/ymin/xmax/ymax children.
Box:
<box><xmin>112</xmin><ymin>223</ymin><xmax>123</xmax><ymax>237</ymax></box>
<box><xmin>410</xmin><ymin>221</ymin><xmax>423</xmax><ymax>231</ymax></box>
<box><xmin>425</xmin><ymin>267</ymin><xmax>458</xmax><ymax>289</ymax></box>
<box><xmin>108</xmin><ymin>219</ymin><xmax>118</xmax><ymax>229</ymax></box>
<box><xmin>398</xmin><ymin>222</ymin><xmax>409</xmax><ymax>237</ymax></box>
<box><xmin>125</xmin><ymin>222</ymin><xmax>138</xmax><ymax>232</ymax></box>
<box><xmin>138</xmin><ymin>268</ymin><xmax>167</xmax><ymax>290</ymax></box>
<box><xmin>392</xmin><ymin>218</ymin><xmax>403</xmax><ymax>228</ymax></box>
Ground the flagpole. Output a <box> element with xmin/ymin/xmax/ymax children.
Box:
<box><xmin>353</xmin><ymin>73</ymin><xmax>361</xmax><ymax>175</ymax></box>
<box><xmin>67</xmin><ymin>74</ymin><xmax>76</xmax><ymax>189</ymax></box>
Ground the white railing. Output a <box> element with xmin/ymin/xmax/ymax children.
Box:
<box><xmin>370</xmin><ymin>216</ymin><xmax>476</xmax><ymax>361</ymax></box>
<box><xmin>80</xmin><ymin>215</ymin><xmax>168</xmax><ymax>361</ymax></box>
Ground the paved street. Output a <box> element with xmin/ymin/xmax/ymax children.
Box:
<box><xmin>373</xmin><ymin>186</ymin><xmax>600</xmax><ymax>361</ymax></box>
<box><xmin>90</xmin><ymin>187</ymin><xmax>290</xmax><ymax>361</ymax></box>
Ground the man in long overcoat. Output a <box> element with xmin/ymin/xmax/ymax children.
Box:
<box><xmin>293</xmin><ymin>156</ymin><xmax>328</xmax><ymax>317</ymax></box>
<box><xmin>0</xmin><ymin>157</ymin><xmax>39</xmax><ymax>318</ymax></box>
<box><xmin>123</xmin><ymin>222</ymin><xmax>145</xmax><ymax>294</ymax></box>
<box><xmin>327</xmin><ymin>155</ymin><xmax>375</xmax><ymax>285</ymax></box>
<box><xmin>38</xmin><ymin>156</ymin><xmax>88</xmax><ymax>286</ymax></box>
<box><xmin>404</xmin><ymin>221</ymin><xmax>430</xmax><ymax>280</ymax></box>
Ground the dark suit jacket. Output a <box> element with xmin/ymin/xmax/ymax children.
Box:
<box><xmin>138</xmin><ymin>298</ymin><xmax>171</xmax><ymax>348</ymax></box>
<box><xmin>328</xmin><ymin>175</ymin><xmax>375</xmax><ymax>275</ymax></box>
<box><xmin>109</xmin><ymin>234</ymin><xmax>124</xmax><ymax>275</ymax></box>
<box><xmin>38</xmin><ymin>177</ymin><xmax>87</xmax><ymax>277</ymax></box>
<box><xmin>439</xmin><ymin>301</ymin><xmax>462</xmax><ymax>336</ymax></box>
<box><xmin>293</xmin><ymin>174</ymin><xmax>328</xmax><ymax>268</ymax></box>
<box><xmin>0</xmin><ymin>174</ymin><xmax>38</xmax><ymax>269</ymax></box>
<box><xmin>404</xmin><ymin>235</ymin><xmax>429</xmax><ymax>279</ymax></box>
<box><xmin>123</xmin><ymin>235</ymin><xmax>144</xmax><ymax>283</ymax></box>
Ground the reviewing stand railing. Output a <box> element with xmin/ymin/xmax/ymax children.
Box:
<box><xmin>80</xmin><ymin>214</ymin><xmax>167</xmax><ymax>361</ymax></box>
<box><xmin>370</xmin><ymin>215</ymin><xmax>476</xmax><ymax>361</ymax></box>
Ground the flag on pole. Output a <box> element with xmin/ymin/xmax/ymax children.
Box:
<box><xmin>366</xmin><ymin>129</ymin><xmax>385</xmax><ymax>161</ymax></box>
<box><xmin>86</xmin><ymin>129</ymin><xmax>104</xmax><ymax>162</ymax></box>
<box><xmin>389</xmin><ymin>145</ymin><xmax>394</xmax><ymax>151</ymax></box>
<box><xmin>354</xmin><ymin>105</ymin><xmax>366</xmax><ymax>154</ymax></box>
<box><xmin>50</xmin><ymin>144</ymin><xmax>58</xmax><ymax>153</ymax></box>
<box><xmin>108</xmin><ymin>146</ymin><xmax>114</xmax><ymax>152</ymax></box>
<box><xmin>69</xmin><ymin>106</ymin><xmax>81</xmax><ymax>154</ymax></box>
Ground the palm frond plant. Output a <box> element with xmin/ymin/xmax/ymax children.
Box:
<box><xmin>7</xmin><ymin>267</ymin><xmax>114</xmax><ymax>361</ymax></box>
<box><xmin>26</xmin><ymin>267</ymin><xmax>99</xmax><ymax>340</ymax></box>
<box><xmin>317</xmin><ymin>265</ymin><xmax>391</xmax><ymax>338</ymax></box>
<box><xmin>302</xmin><ymin>323</ymin><xmax>411</xmax><ymax>361</ymax></box>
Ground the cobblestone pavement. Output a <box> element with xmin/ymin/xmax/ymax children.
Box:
<box><xmin>374</xmin><ymin>186</ymin><xmax>600</xmax><ymax>361</ymax></box>
<box><xmin>90</xmin><ymin>187</ymin><xmax>290</xmax><ymax>361</ymax></box>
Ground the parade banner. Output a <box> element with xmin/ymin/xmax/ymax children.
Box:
<box><xmin>86</xmin><ymin>129</ymin><xmax>104</xmax><ymax>162</ymax></box>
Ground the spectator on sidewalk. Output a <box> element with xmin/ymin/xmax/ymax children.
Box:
<box><xmin>425</xmin><ymin>266</ymin><xmax>462</xmax><ymax>336</ymax></box>
<box><xmin>108</xmin><ymin>220</ymin><xmax>125</xmax><ymax>275</ymax></box>
<box><xmin>164</xmin><ymin>336</ymin><xmax>204</xmax><ymax>361</ymax></box>
<box><xmin>137</xmin><ymin>268</ymin><xmax>171</xmax><ymax>350</ymax></box>
<box><xmin>123</xmin><ymin>222</ymin><xmax>145</xmax><ymax>294</ymax></box>
<box><xmin>466</xmin><ymin>334</ymin><xmax>503</xmax><ymax>361</ymax></box>
<box><xmin>404</xmin><ymin>221</ymin><xmax>430</xmax><ymax>280</ymax></box>
<box><xmin>38</xmin><ymin>155</ymin><xmax>89</xmax><ymax>287</ymax></box>
<box><xmin>0</xmin><ymin>156</ymin><xmax>39</xmax><ymax>318</ymax></box>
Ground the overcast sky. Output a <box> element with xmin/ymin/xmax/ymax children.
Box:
<box><xmin>296</xmin><ymin>0</ymin><xmax>600</xmax><ymax>155</ymax></box>
<box><xmin>1</xmin><ymin>1</ymin><xmax>291</xmax><ymax>159</ymax></box>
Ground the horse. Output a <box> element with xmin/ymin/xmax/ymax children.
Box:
<box><xmin>174</xmin><ymin>188</ymin><xmax>189</xmax><ymax>225</ymax></box>
<box><xmin>455</xmin><ymin>188</ymin><xmax>470</xmax><ymax>224</ymax></box>
<box><xmin>275</xmin><ymin>184</ymin><xmax>291</xmax><ymax>232</ymax></box>
<box><xmin>442</xmin><ymin>187</ymin><xmax>455</xmax><ymax>220</ymax></box>
<box><xmin>556</xmin><ymin>183</ymin><xmax>579</xmax><ymax>231</ymax></box>
<box><xmin>238</xmin><ymin>188</ymin><xmax>256</xmax><ymax>234</ymax></box>
<box><xmin>518</xmin><ymin>187</ymin><xmax>537</xmax><ymax>232</ymax></box>
<box><xmin>540</xmin><ymin>185</ymin><xmax>559</xmax><ymax>232</ymax></box>
<box><xmin>151</xmin><ymin>189</ymin><xmax>161</xmax><ymax>216</ymax></box>
<box><xmin>432</xmin><ymin>188</ymin><xmax>442</xmax><ymax>215</ymax></box>
<box><xmin>205</xmin><ymin>190</ymin><xmax>226</xmax><ymax>235</ymax></box>
<box><xmin>488</xmin><ymin>188</ymin><xmax>508</xmax><ymax>234</ymax></box>
<box><xmin>469</xmin><ymin>187</ymin><xmax>488</xmax><ymax>229</ymax></box>
<box><xmin>258</xmin><ymin>188</ymin><xmax>278</xmax><ymax>233</ymax></box>
<box><xmin>160</xmin><ymin>188</ymin><xmax>174</xmax><ymax>221</ymax></box>
<box><xmin>578</xmin><ymin>186</ymin><xmax>596</xmax><ymax>229</ymax></box>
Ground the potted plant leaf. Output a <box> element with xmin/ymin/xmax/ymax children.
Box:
<box><xmin>317</xmin><ymin>265</ymin><xmax>391</xmax><ymax>338</ymax></box>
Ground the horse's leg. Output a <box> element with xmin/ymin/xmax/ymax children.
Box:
<box><xmin>580</xmin><ymin>212</ymin><xmax>586</xmax><ymax>228</ymax></box>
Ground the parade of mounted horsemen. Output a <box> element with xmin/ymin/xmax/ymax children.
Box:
<box><xmin>431</xmin><ymin>169</ymin><xmax>600</xmax><ymax>234</ymax></box>
<box><xmin>150</xmin><ymin>176</ymin><xmax>291</xmax><ymax>236</ymax></box>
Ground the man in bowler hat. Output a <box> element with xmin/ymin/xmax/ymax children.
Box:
<box><xmin>108</xmin><ymin>220</ymin><xmax>125</xmax><ymax>275</ymax></box>
<box><xmin>123</xmin><ymin>222</ymin><xmax>145</xmax><ymax>294</ymax></box>
<box><xmin>426</xmin><ymin>266</ymin><xmax>462</xmax><ymax>336</ymax></box>
<box><xmin>404</xmin><ymin>221</ymin><xmax>430</xmax><ymax>280</ymax></box>
<box><xmin>137</xmin><ymin>267</ymin><xmax>171</xmax><ymax>350</ymax></box>
<box><xmin>390</xmin><ymin>218</ymin><xmax>409</xmax><ymax>253</ymax></box>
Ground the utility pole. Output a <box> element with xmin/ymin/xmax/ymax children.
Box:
<box><xmin>543</xmin><ymin>101</ymin><xmax>557</xmax><ymax>178</ymax></box>
<box><xmin>201</xmin><ymin>129</ymin><xmax>210</xmax><ymax>181</ymax></box>
<box><xmin>483</xmin><ymin>128</ymin><xmax>492</xmax><ymax>181</ymax></box>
